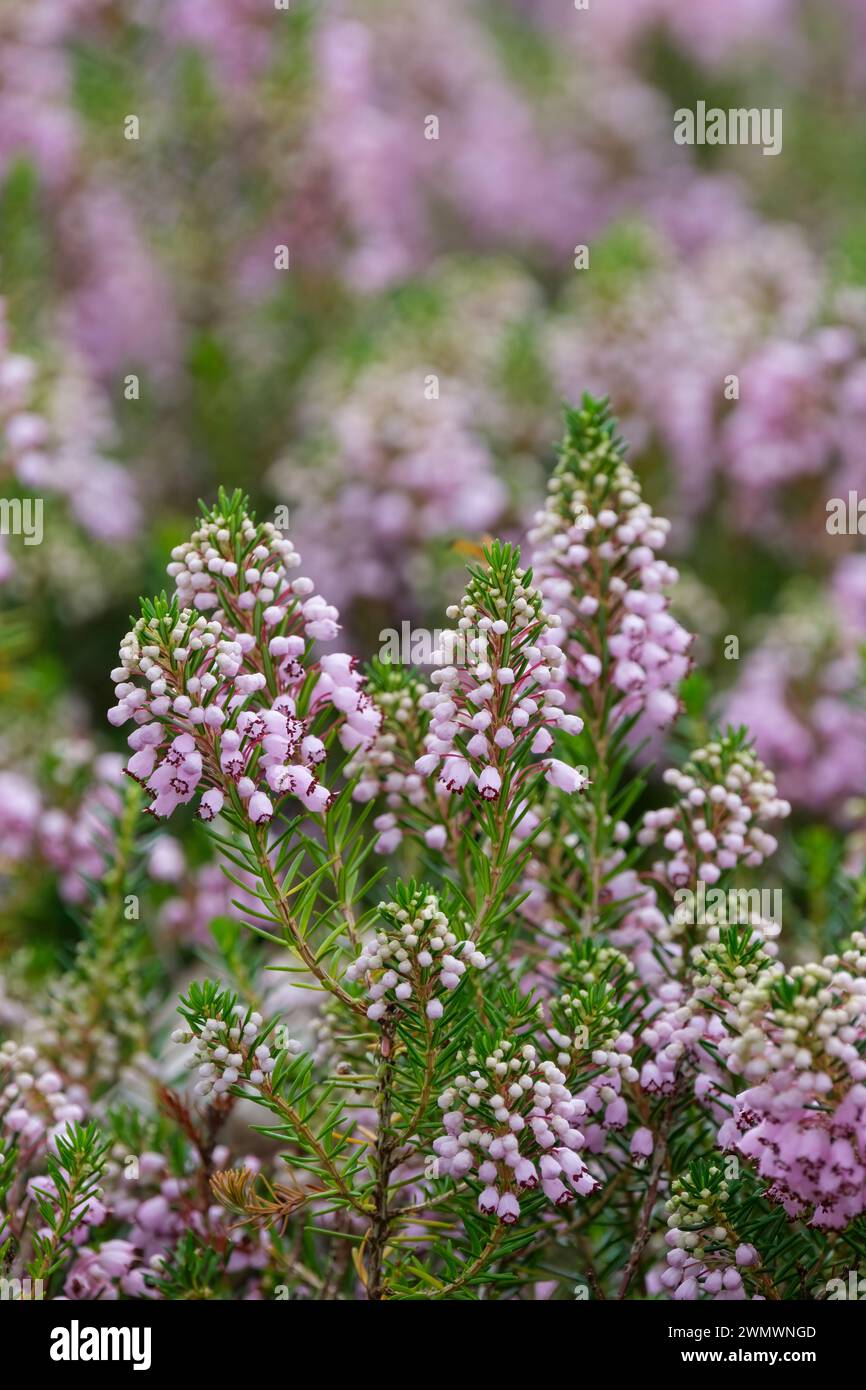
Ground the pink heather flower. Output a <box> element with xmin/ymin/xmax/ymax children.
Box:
<box><xmin>0</xmin><ymin>771</ymin><xmax>41</xmax><ymax>858</ymax></box>
<box><xmin>641</xmin><ymin>734</ymin><xmax>790</xmax><ymax>896</ymax></box>
<box><xmin>514</xmin><ymin>1158</ymin><xmax>538</xmax><ymax>1190</ymax></box>
<box><xmin>248</xmin><ymin>792</ymin><xmax>273</xmax><ymax>825</ymax></box>
<box><xmin>373</xmin><ymin>814</ymin><xmax>402</xmax><ymax>854</ymax></box>
<box><xmin>434</xmin><ymin>1040</ymin><xmax>599</xmax><ymax>1221</ymax></box>
<box><xmin>542</xmin><ymin>1178</ymin><xmax>571</xmax><ymax>1207</ymax></box>
<box><xmin>631</xmin><ymin>1127</ymin><xmax>654</xmax><ymax>1160</ymax></box>
<box><xmin>545</xmin><ymin>758</ymin><xmax>589</xmax><ymax>794</ymax></box>
<box><xmin>714</xmin><ymin>931</ymin><xmax>866</xmax><ymax>1229</ymax></box>
<box><xmin>438</xmin><ymin>756</ymin><xmax>472</xmax><ymax>795</ymax></box>
<box><xmin>109</xmin><ymin>494</ymin><xmax>377</xmax><ymax>824</ymax></box>
<box><xmin>478</xmin><ymin>1186</ymin><xmax>499</xmax><ymax>1215</ymax></box>
<box><xmin>604</xmin><ymin>1097</ymin><xmax>628</xmax><ymax>1129</ymax></box>
<box><xmin>530</xmin><ymin>400</ymin><xmax>693</xmax><ymax>732</ymax></box>
<box><xmin>65</xmin><ymin>1242</ymin><xmax>140</xmax><ymax>1300</ymax></box>
<box><xmin>477</xmin><ymin>766</ymin><xmax>502</xmax><ymax>800</ymax></box>
<box><xmin>148</xmin><ymin>836</ymin><xmax>185</xmax><ymax>882</ymax></box>
<box><xmin>199</xmin><ymin>788</ymin><xmax>225</xmax><ymax>822</ymax></box>
<box><xmin>496</xmin><ymin>1193</ymin><xmax>520</xmax><ymax>1224</ymax></box>
<box><xmin>347</xmin><ymin>888</ymin><xmax>485</xmax><ymax>1017</ymax></box>
<box><xmin>405</xmin><ymin>544</ymin><xmax>585</xmax><ymax>826</ymax></box>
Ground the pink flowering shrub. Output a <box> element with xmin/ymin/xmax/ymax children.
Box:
<box><xmin>2</xmin><ymin>0</ymin><xmax>866</xmax><ymax>1326</ymax></box>
<box><xmin>3</xmin><ymin>398</ymin><xmax>865</xmax><ymax>1307</ymax></box>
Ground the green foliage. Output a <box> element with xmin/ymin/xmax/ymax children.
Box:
<box><xmin>147</xmin><ymin>1230</ymin><xmax>227</xmax><ymax>1300</ymax></box>
<box><xmin>28</xmin><ymin>1122</ymin><xmax>108</xmax><ymax>1287</ymax></box>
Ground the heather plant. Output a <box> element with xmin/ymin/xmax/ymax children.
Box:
<box><xmin>7</xmin><ymin>398</ymin><xmax>866</xmax><ymax>1303</ymax></box>
<box><xmin>3</xmin><ymin>0</ymin><xmax>866</xmax><ymax>1322</ymax></box>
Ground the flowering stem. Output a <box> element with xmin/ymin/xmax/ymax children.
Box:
<box><xmin>397</xmin><ymin>1012</ymin><xmax>436</xmax><ymax>1144</ymax></box>
<box><xmin>367</xmin><ymin>1013</ymin><xmax>398</xmax><ymax>1300</ymax></box>
<box><xmin>617</xmin><ymin>1096</ymin><xmax>675</xmax><ymax>1298</ymax></box>
<box><xmin>585</xmin><ymin>722</ymin><xmax>609</xmax><ymax>935</ymax></box>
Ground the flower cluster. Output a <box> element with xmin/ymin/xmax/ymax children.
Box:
<box><xmin>1</xmin><ymin>1041</ymin><xmax>88</xmax><ymax>1152</ymax></box>
<box><xmin>348</xmin><ymin>663</ymin><xmax>432</xmax><ymax>816</ymax></box>
<box><xmin>413</xmin><ymin>540</ymin><xmax>586</xmax><ymax>808</ymax></box>
<box><xmin>64</xmin><ymin>1236</ymin><xmax>147</xmax><ymax>1301</ymax></box>
<box><xmin>433</xmin><ymin>1038</ymin><xmax>600</xmax><ymax>1222</ymax></box>
<box><xmin>656</xmin><ymin>1162</ymin><xmax>763</xmax><ymax>1302</ymax></box>
<box><xmin>0</xmin><ymin>304</ymin><xmax>141</xmax><ymax>560</ymax></box>
<box><xmin>722</xmin><ymin>321</ymin><xmax>866</xmax><ymax>522</ymax></box>
<box><xmin>346</xmin><ymin>885</ymin><xmax>487</xmax><ymax>1021</ymax></box>
<box><xmin>173</xmin><ymin>985</ymin><xmax>298</xmax><ymax>1102</ymax></box>
<box><xmin>40</xmin><ymin>753</ymin><xmax>125</xmax><ymax>906</ymax></box>
<box><xmin>64</xmin><ymin>1143</ymin><xmax>273</xmax><ymax>1299</ymax></box>
<box><xmin>108</xmin><ymin>492</ymin><xmax>380</xmax><ymax>823</ymax></box>
<box><xmin>0</xmin><ymin>304</ymin><xmax>47</xmax><ymax>494</ymax></box>
<box><xmin>270</xmin><ymin>361</ymin><xmax>507</xmax><ymax>617</ymax></box>
<box><xmin>0</xmin><ymin>754</ymin><xmax>134</xmax><ymax>916</ymax></box>
<box><xmin>635</xmin><ymin>982</ymin><xmax>718</xmax><ymax>1099</ymax></box>
<box><xmin>529</xmin><ymin>397</ymin><xmax>693</xmax><ymax>729</ymax></box>
<box><xmin>0</xmin><ymin>771</ymin><xmax>41</xmax><ymax>860</ymax></box>
<box><xmin>717</xmin><ymin>935</ymin><xmax>866</xmax><ymax>1229</ymax></box>
<box><xmin>725</xmin><ymin>559</ymin><xmax>866</xmax><ymax>817</ymax></box>
<box><xmin>166</xmin><ymin>504</ymin><xmax>315</xmax><ymax>626</ymax></box>
<box><xmin>641</xmin><ymin>732</ymin><xmax>791</xmax><ymax>890</ymax></box>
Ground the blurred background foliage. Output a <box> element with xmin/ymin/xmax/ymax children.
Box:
<box><xmin>2</xmin><ymin>0</ymin><xmax>866</xmax><ymax>974</ymax></box>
